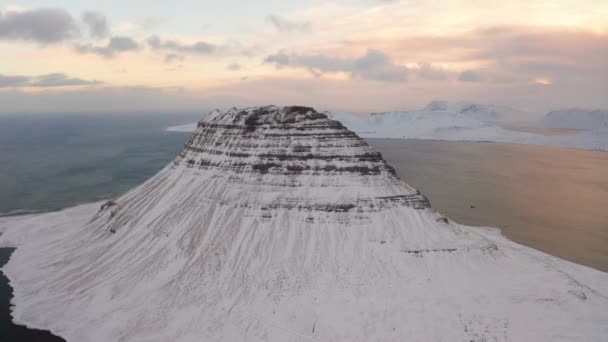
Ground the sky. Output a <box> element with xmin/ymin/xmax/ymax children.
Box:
<box><xmin>1</xmin><ymin>0</ymin><xmax>607</xmax><ymax>114</ymax></box>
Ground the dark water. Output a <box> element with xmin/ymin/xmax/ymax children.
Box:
<box><xmin>0</xmin><ymin>113</ymin><xmax>199</xmax><ymax>341</ymax></box>
<box><xmin>0</xmin><ymin>113</ymin><xmax>200</xmax><ymax>341</ymax></box>
<box><xmin>0</xmin><ymin>113</ymin><xmax>199</xmax><ymax>215</ymax></box>
<box><xmin>368</xmin><ymin>139</ymin><xmax>608</xmax><ymax>272</ymax></box>
<box><xmin>0</xmin><ymin>248</ymin><xmax>65</xmax><ymax>341</ymax></box>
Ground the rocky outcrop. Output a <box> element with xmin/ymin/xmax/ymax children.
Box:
<box><xmin>171</xmin><ymin>106</ymin><xmax>429</xmax><ymax>215</ymax></box>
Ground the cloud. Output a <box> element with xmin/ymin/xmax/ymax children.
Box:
<box><xmin>107</xmin><ymin>36</ymin><xmax>138</xmax><ymax>51</ymax></box>
<box><xmin>82</xmin><ymin>11</ymin><xmax>108</xmax><ymax>39</ymax></box>
<box><xmin>264</xmin><ymin>49</ymin><xmax>408</xmax><ymax>82</ymax></box>
<box><xmin>0</xmin><ymin>74</ymin><xmax>29</xmax><ymax>87</ymax></box>
<box><xmin>227</xmin><ymin>63</ymin><xmax>242</xmax><ymax>71</ymax></box>
<box><xmin>75</xmin><ymin>36</ymin><xmax>140</xmax><ymax>57</ymax></box>
<box><xmin>264</xmin><ymin>51</ymin><xmax>351</xmax><ymax>72</ymax></box>
<box><xmin>264</xmin><ymin>51</ymin><xmax>293</xmax><ymax>67</ymax></box>
<box><xmin>0</xmin><ymin>72</ymin><xmax>101</xmax><ymax>87</ymax></box>
<box><xmin>367</xmin><ymin>26</ymin><xmax>607</xmax><ymax>85</ymax></box>
<box><xmin>147</xmin><ymin>35</ymin><xmax>215</xmax><ymax>54</ymax></box>
<box><xmin>33</xmin><ymin>73</ymin><xmax>102</xmax><ymax>87</ymax></box>
<box><xmin>469</xmin><ymin>27</ymin><xmax>608</xmax><ymax>65</ymax></box>
<box><xmin>352</xmin><ymin>49</ymin><xmax>408</xmax><ymax>82</ymax></box>
<box><xmin>415</xmin><ymin>62</ymin><xmax>448</xmax><ymax>80</ymax></box>
<box><xmin>459</xmin><ymin>70</ymin><xmax>483</xmax><ymax>82</ymax></box>
<box><xmin>164</xmin><ymin>53</ymin><xmax>184</xmax><ymax>64</ymax></box>
<box><xmin>457</xmin><ymin>68</ymin><xmax>532</xmax><ymax>84</ymax></box>
<box><xmin>0</xmin><ymin>86</ymin><xmax>232</xmax><ymax>114</ymax></box>
<box><xmin>0</xmin><ymin>8</ymin><xmax>77</xmax><ymax>43</ymax></box>
<box><xmin>266</xmin><ymin>15</ymin><xmax>311</xmax><ymax>32</ymax></box>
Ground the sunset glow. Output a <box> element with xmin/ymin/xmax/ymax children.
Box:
<box><xmin>1</xmin><ymin>0</ymin><xmax>607</xmax><ymax>113</ymax></box>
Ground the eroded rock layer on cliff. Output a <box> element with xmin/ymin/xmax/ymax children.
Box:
<box><xmin>177</xmin><ymin>106</ymin><xmax>429</xmax><ymax>210</ymax></box>
<box><xmin>1</xmin><ymin>106</ymin><xmax>607</xmax><ymax>342</ymax></box>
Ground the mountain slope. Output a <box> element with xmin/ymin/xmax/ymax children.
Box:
<box><xmin>1</xmin><ymin>106</ymin><xmax>607</xmax><ymax>341</ymax></box>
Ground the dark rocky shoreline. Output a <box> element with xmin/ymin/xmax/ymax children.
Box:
<box><xmin>0</xmin><ymin>248</ymin><xmax>65</xmax><ymax>342</ymax></box>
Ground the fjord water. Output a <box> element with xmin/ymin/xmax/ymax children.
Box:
<box><xmin>0</xmin><ymin>113</ymin><xmax>200</xmax><ymax>215</ymax></box>
<box><xmin>0</xmin><ymin>113</ymin><xmax>197</xmax><ymax>341</ymax></box>
<box><xmin>367</xmin><ymin>139</ymin><xmax>608</xmax><ymax>272</ymax></box>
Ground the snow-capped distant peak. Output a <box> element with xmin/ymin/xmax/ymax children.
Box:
<box><xmin>537</xmin><ymin>108</ymin><xmax>608</xmax><ymax>130</ymax></box>
<box><xmin>424</xmin><ymin>100</ymin><xmax>449</xmax><ymax>111</ymax></box>
<box><xmin>369</xmin><ymin>101</ymin><xmax>529</xmax><ymax>123</ymax></box>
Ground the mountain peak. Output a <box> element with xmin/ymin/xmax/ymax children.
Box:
<box><xmin>153</xmin><ymin>106</ymin><xmax>431</xmax><ymax>228</ymax></box>
<box><xmin>202</xmin><ymin>105</ymin><xmax>327</xmax><ymax>126</ymax></box>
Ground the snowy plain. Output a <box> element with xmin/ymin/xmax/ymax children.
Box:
<box><xmin>1</xmin><ymin>106</ymin><xmax>607</xmax><ymax>341</ymax></box>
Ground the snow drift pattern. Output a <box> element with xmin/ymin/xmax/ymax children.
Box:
<box><xmin>1</xmin><ymin>106</ymin><xmax>607</xmax><ymax>341</ymax></box>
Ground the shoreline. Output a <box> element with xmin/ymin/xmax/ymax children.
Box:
<box><xmin>360</xmin><ymin>135</ymin><xmax>608</xmax><ymax>152</ymax></box>
<box><xmin>0</xmin><ymin>247</ymin><xmax>66</xmax><ymax>341</ymax></box>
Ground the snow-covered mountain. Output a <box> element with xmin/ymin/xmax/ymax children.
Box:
<box><xmin>536</xmin><ymin>109</ymin><xmax>608</xmax><ymax>130</ymax></box>
<box><xmin>332</xmin><ymin>100</ymin><xmax>531</xmax><ymax>132</ymax></box>
<box><xmin>332</xmin><ymin>106</ymin><xmax>502</xmax><ymax>141</ymax></box>
<box><xmin>330</xmin><ymin>101</ymin><xmax>538</xmax><ymax>144</ymax></box>
<box><xmin>167</xmin><ymin>102</ymin><xmax>608</xmax><ymax>151</ymax></box>
<box><xmin>329</xmin><ymin>103</ymin><xmax>608</xmax><ymax>151</ymax></box>
<box><xmin>418</xmin><ymin>100</ymin><xmax>532</xmax><ymax>123</ymax></box>
<box><xmin>1</xmin><ymin>106</ymin><xmax>607</xmax><ymax>341</ymax></box>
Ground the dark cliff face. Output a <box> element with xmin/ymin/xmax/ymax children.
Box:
<box><xmin>183</xmin><ymin>106</ymin><xmax>398</xmax><ymax>177</ymax></box>
<box><xmin>169</xmin><ymin>106</ymin><xmax>430</xmax><ymax>214</ymax></box>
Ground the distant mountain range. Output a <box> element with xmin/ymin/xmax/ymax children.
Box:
<box><xmin>536</xmin><ymin>109</ymin><xmax>608</xmax><ymax>130</ymax></box>
<box><xmin>167</xmin><ymin>101</ymin><xmax>608</xmax><ymax>151</ymax></box>
<box><xmin>330</xmin><ymin>102</ymin><xmax>608</xmax><ymax>151</ymax></box>
<box><xmin>399</xmin><ymin>100</ymin><xmax>533</xmax><ymax>123</ymax></box>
